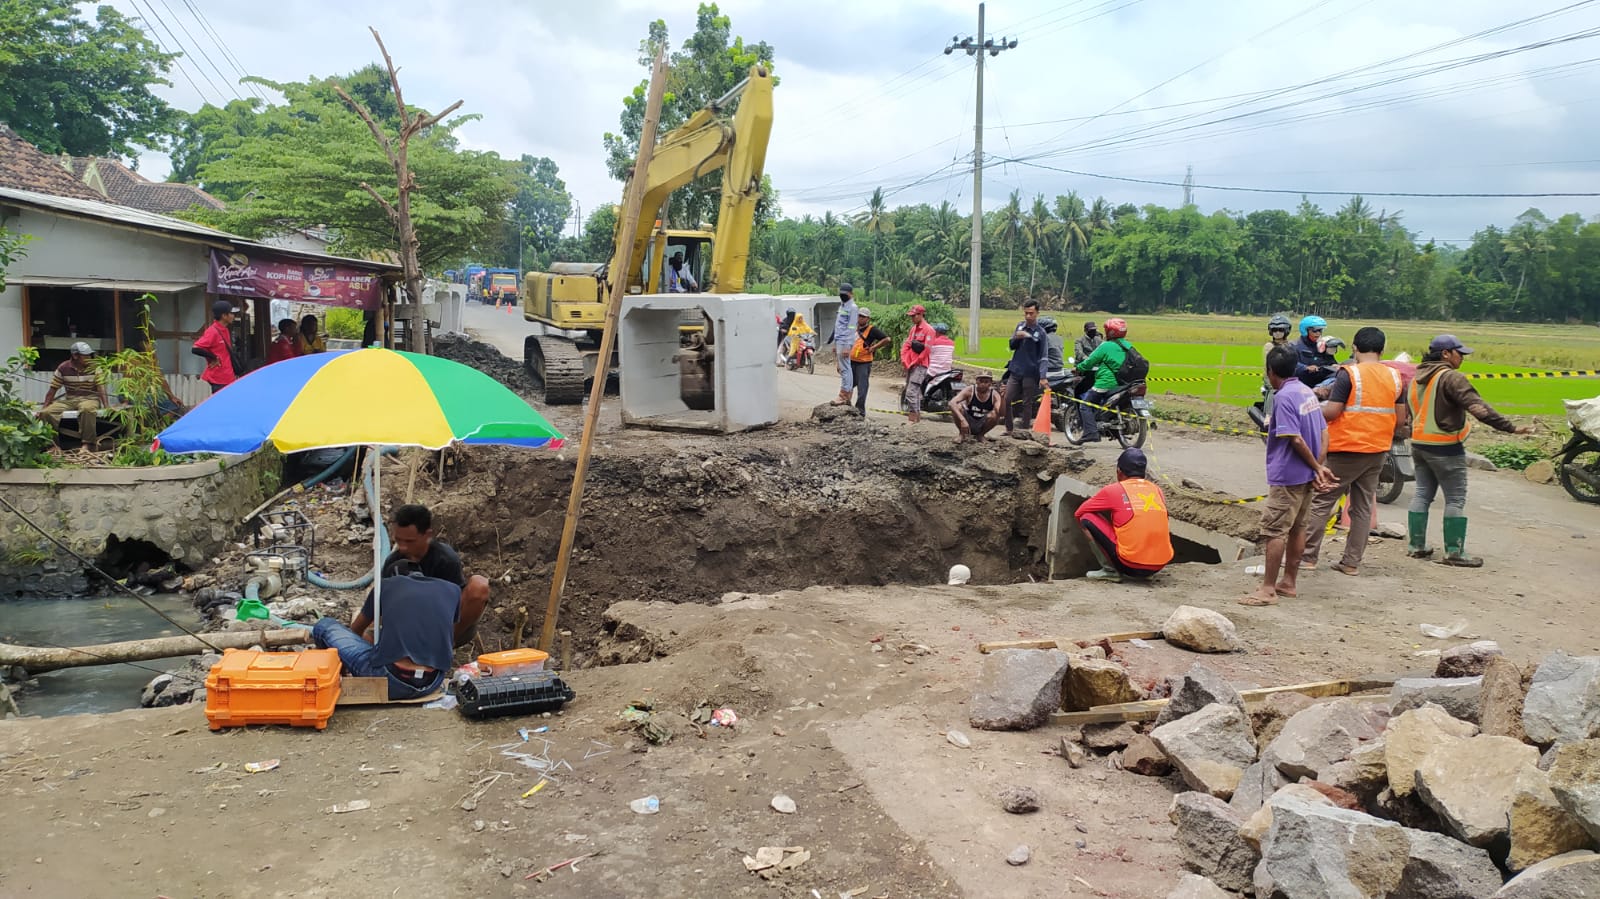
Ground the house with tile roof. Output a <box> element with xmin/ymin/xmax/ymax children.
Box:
<box><xmin>68</xmin><ymin>156</ymin><xmax>225</xmax><ymax>215</ymax></box>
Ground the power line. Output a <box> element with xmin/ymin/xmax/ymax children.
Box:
<box><xmin>124</xmin><ymin>0</ymin><xmax>220</xmax><ymax>107</ymax></box>
<box><xmin>173</xmin><ymin>0</ymin><xmax>267</xmax><ymax>103</ymax></box>
<box><xmin>150</xmin><ymin>0</ymin><xmax>244</xmax><ymax>103</ymax></box>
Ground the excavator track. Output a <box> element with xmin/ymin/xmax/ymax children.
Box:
<box><xmin>526</xmin><ymin>336</ymin><xmax>589</xmax><ymax>405</ymax></box>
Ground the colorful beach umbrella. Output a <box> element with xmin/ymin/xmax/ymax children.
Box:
<box><xmin>156</xmin><ymin>348</ymin><xmax>565</xmax><ymax>454</ymax></box>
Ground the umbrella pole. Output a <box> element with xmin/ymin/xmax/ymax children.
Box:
<box><xmin>538</xmin><ymin>50</ymin><xmax>668</xmax><ymax>654</ymax></box>
<box><xmin>371</xmin><ymin>445</ymin><xmax>382</xmax><ymax>644</ymax></box>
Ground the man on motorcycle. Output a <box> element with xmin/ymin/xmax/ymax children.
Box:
<box><xmin>927</xmin><ymin>323</ymin><xmax>956</xmax><ymax>377</ymax></box>
<box><xmin>951</xmin><ymin>372</ymin><xmax>1002</xmax><ymax>443</ymax></box>
<box><xmin>1263</xmin><ymin>313</ymin><xmax>1292</xmax><ymax>361</ymax></box>
<box><xmin>1406</xmin><ymin>335</ymin><xmax>1535</xmax><ymax>567</ymax></box>
<box><xmin>1075</xmin><ymin>321</ymin><xmax>1103</xmax><ymax>364</ymax></box>
<box><xmin>1073</xmin><ymin>318</ymin><xmax>1132</xmax><ymax>442</ymax></box>
<box><xmin>1003</xmin><ymin>300</ymin><xmax>1048</xmax><ymax>437</ymax></box>
<box><xmin>1040</xmin><ymin>317</ymin><xmax>1066</xmax><ymax>372</ymax></box>
<box><xmin>1293</xmin><ymin>315</ymin><xmax>1338</xmax><ymax>389</ymax></box>
<box><xmin>1298</xmin><ymin>327</ymin><xmax>1405</xmax><ymax>576</ymax></box>
<box><xmin>777</xmin><ymin>307</ymin><xmax>797</xmax><ymax>355</ymax></box>
<box><xmin>1073</xmin><ymin>447</ymin><xmax>1174</xmax><ymax>582</ymax></box>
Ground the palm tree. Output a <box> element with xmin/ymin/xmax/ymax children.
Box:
<box><xmin>760</xmin><ymin>230</ymin><xmax>802</xmax><ymax>293</ymax></box>
<box><xmin>1502</xmin><ymin>220</ymin><xmax>1551</xmax><ymax>309</ymax></box>
<box><xmin>852</xmin><ymin>187</ymin><xmax>895</xmax><ymax>295</ymax></box>
<box><xmin>994</xmin><ymin>190</ymin><xmax>1023</xmax><ymax>288</ymax></box>
<box><xmin>1023</xmin><ymin>194</ymin><xmax>1054</xmax><ymax>297</ymax></box>
<box><xmin>1054</xmin><ymin>192</ymin><xmax>1089</xmax><ymax>300</ymax></box>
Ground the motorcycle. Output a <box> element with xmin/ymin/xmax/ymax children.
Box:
<box><xmin>901</xmin><ymin>369</ymin><xmax>964</xmax><ymax>415</ymax></box>
<box><xmin>1376</xmin><ymin>439</ymin><xmax>1414</xmax><ymax>504</ymax></box>
<box><xmin>1048</xmin><ymin>368</ymin><xmax>1151</xmax><ymax>448</ymax></box>
<box><xmin>783</xmin><ymin>333</ymin><xmax>816</xmax><ymax>374</ymax></box>
<box><xmin>1558</xmin><ymin>424</ymin><xmax>1600</xmax><ymax>505</ymax></box>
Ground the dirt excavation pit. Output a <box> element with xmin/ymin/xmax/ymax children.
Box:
<box><xmin>393</xmin><ymin>419</ymin><xmax>1261</xmax><ymax>665</ymax></box>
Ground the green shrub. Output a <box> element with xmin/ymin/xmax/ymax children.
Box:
<box><xmin>868</xmin><ymin>299</ymin><xmax>964</xmax><ymax>355</ymax></box>
<box><xmin>325</xmin><ymin>308</ymin><xmax>365</xmax><ymax>340</ymax></box>
<box><xmin>1479</xmin><ymin>442</ymin><xmax>1545</xmax><ymax>472</ymax></box>
<box><xmin>1</xmin><ymin>347</ymin><xmax>55</xmax><ymax>469</ymax></box>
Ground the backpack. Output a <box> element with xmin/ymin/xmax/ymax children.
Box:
<box><xmin>1113</xmin><ymin>339</ymin><xmax>1150</xmax><ymax>385</ymax></box>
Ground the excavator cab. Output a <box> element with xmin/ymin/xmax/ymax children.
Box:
<box><xmin>645</xmin><ymin>227</ymin><xmax>713</xmax><ymax>295</ymax></box>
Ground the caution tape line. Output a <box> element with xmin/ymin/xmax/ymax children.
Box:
<box><xmin>1465</xmin><ymin>370</ymin><xmax>1600</xmax><ymax>380</ymax></box>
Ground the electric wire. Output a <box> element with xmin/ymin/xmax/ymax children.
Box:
<box><xmin>124</xmin><ymin>0</ymin><xmax>229</xmax><ymax>106</ymax></box>
<box><xmin>176</xmin><ymin>0</ymin><xmax>269</xmax><ymax>103</ymax></box>
<box><xmin>150</xmin><ymin>0</ymin><xmax>246</xmax><ymax>103</ymax></box>
<box><xmin>122</xmin><ymin>0</ymin><xmax>219</xmax><ymax>107</ymax></box>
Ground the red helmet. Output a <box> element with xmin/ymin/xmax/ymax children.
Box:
<box><xmin>1103</xmin><ymin>318</ymin><xmax>1128</xmax><ymax>339</ymax></box>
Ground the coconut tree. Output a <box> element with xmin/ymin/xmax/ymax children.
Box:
<box><xmin>994</xmin><ymin>189</ymin><xmax>1024</xmax><ymax>288</ymax></box>
<box><xmin>852</xmin><ymin>186</ymin><xmax>895</xmax><ymax>295</ymax></box>
<box><xmin>1054</xmin><ymin>191</ymin><xmax>1088</xmax><ymax>300</ymax></box>
<box><xmin>1023</xmin><ymin>194</ymin><xmax>1054</xmax><ymax>297</ymax></box>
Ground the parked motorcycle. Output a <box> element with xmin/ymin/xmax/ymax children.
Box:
<box><xmin>1049</xmin><ymin>368</ymin><xmax>1151</xmax><ymax>448</ymax></box>
<box><xmin>1558</xmin><ymin>425</ymin><xmax>1600</xmax><ymax>504</ymax></box>
<box><xmin>903</xmin><ymin>369</ymin><xmax>964</xmax><ymax>415</ymax></box>
<box><xmin>1376</xmin><ymin>439</ymin><xmax>1414</xmax><ymax>504</ymax></box>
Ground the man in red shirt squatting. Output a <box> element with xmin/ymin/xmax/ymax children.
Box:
<box><xmin>192</xmin><ymin>300</ymin><xmax>238</xmax><ymax>392</ymax></box>
<box><xmin>1074</xmin><ymin>447</ymin><xmax>1175</xmax><ymax>582</ymax></box>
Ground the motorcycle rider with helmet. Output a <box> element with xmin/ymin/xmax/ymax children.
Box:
<box><xmin>1263</xmin><ymin>314</ymin><xmax>1292</xmax><ymax>361</ymax></box>
<box><xmin>1039</xmin><ymin>317</ymin><xmax>1066</xmax><ymax>372</ymax></box>
<box><xmin>1074</xmin><ymin>318</ymin><xmax>1133</xmax><ymax>442</ymax></box>
<box><xmin>1294</xmin><ymin>315</ymin><xmax>1338</xmax><ymax>389</ymax></box>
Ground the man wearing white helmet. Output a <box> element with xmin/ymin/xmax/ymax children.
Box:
<box><xmin>38</xmin><ymin>342</ymin><xmax>109</xmax><ymax>446</ymax></box>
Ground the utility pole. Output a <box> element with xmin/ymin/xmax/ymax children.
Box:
<box><xmin>946</xmin><ymin>4</ymin><xmax>1017</xmax><ymax>355</ymax></box>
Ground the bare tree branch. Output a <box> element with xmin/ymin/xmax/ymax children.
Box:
<box><xmin>358</xmin><ymin>182</ymin><xmax>399</xmax><ymax>222</ymax></box>
<box><xmin>369</xmin><ymin>27</ymin><xmax>410</xmax><ymax>133</ymax></box>
<box><xmin>334</xmin><ymin>85</ymin><xmax>395</xmax><ymax>162</ymax></box>
<box><xmin>412</xmin><ymin>100</ymin><xmax>464</xmax><ymax>136</ymax></box>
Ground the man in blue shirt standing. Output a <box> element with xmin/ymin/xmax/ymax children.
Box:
<box><xmin>830</xmin><ymin>283</ymin><xmax>859</xmax><ymax>405</ymax></box>
<box><xmin>1003</xmin><ymin>300</ymin><xmax>1047</xmax><ymax>437</ymax></box>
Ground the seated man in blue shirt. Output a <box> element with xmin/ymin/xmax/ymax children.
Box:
<box><xmin>312</xmin><ymin>564</ymin><xmax>460</xmax><ymax>699</ymax></box>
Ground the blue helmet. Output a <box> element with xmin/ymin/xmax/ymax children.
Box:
<box><xmin>1298</xmin><ymin>315</ymin><xmax>1327</xmax><ymax>336</ymax></box>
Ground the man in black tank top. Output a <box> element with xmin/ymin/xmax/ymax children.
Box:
<box><xmin>951</xmin><ymin>372</ymin><xmax>1002</xmax><ymax>443</ymax></box>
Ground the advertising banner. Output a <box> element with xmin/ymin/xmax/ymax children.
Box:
<box><xmin>208</xmin><ymin>249</ymin><xmax>384</xmax><ymax>310</ymax></box>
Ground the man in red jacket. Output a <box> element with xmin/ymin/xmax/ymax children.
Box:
<box><xmin>900</xmin><ymin>304</ymin><xmax>936</xmax><ymax>423</ymax></box>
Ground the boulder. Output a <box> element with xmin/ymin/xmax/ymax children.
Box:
<box><xmin>1082</xmin><ymin>721</ymin><xmax>1140</xmax><ymax>750</ymax></box>
<box><xmin>1154</xmin><ymin>664</ymin><xmax>1247</xmax><ymax>729</ymax></box>
<box><xmin>1322</xmin><ymin>737</ymin><xmax>1388</xmax><ymax>807</ymax></box>
<box><xmin>1263</xmin><ymin>700</ymin><xmax>1387</xmax><ymax>781</ymax></box>
<box><xmin>1523</xmin><ymin>458</ymin><xmax>1558</xmax><ymax>484</ymax></box>
<box><xmin>998</xmin><ymin>785</ymin><xmax>1041</xmax><ymax>814</ymax></box>
<box><xmin>1494</xmin><ymin>850</ymin><xmax>1600</xmax><ymax>898</ymax></box>
<box><xmin>1252</xmin><ymin>692</ymin><xmax>1318</xmax><ymax>749</ymax></box>
<box><xmin>1395</xmin><ymin>828</ymin><xmax>1506</xmax><ymax>899</ymax></box>
<box><xmin>1372</xmin><ymin>787</ymin><xmax>1439</xmax><ymax>831</ymax></box>
<box><xmin>1523</xmin><ymin>651</ymin><xmax>1600</xmax><ymax>745</ymax></box>
<box><xmin>1254</xmin><ymin>796</ymin><xmax>1411</xmax><ymax>898</ymax></box>
<box><xmin>1123</xmin><ymin>734</ymin><xmax>1172</xmax><ymax>776</ymax></box>
<box><xmin>1509</xmin><ymin>765</ymin><xmax>1594</xmax><ymax>872</ymax></box>
<box><xmin>1165</xmin><ymin>874</ymin><xmax>1230</xmax><ymax>899</ymax></box>
<box><xmin>1229</xmin><ymin>761</ymin><xmax>1289</xmax><ymax>816</ymax></box>
<box><xmin>1161</xmin><ymin>605</ymin><xmax>1242</xmax><ymax>653</ymax></box>
<box><xmin>1413</xmin><ymin>734</ymin><xmax>1540</xmax><ymax>847</ymax></box>
<box><xmin>968</xmin><ymin>649</ymin><xmax>1071</xmax><ymax>731</ymax></box>
<box><xmin>1168</xmin><ymin>791</ymin><xmax>1258</xmax><ymax>893</ymax></box>
<box><xmin>810</xmin><ymin>402</ymin><xmax>862</xmax><ymax>422</ymax></box>
<box><xmin>1479</xmin><ymin>656</ymin><xmax>1530</xmax><ymax>743</ymax></box>
<box><xmin>1061</xmin><ymin>657</ymin><xmax>1143</xmax><ymax>711</ymax></box>
<box><xmin>1435</xmin><ymin>640</ymin><xmax>1502</xmax><ymax>678</ymax></box>
<box><xmin>1299</xmin><ymin>779</ymin><xmax>1362</xmax><ymax>810</ymax></box>
<box><xmin>1548</xmin><ymin>739</ymin><xmax>1600</xmax><ymax>844</ymax></box>
<box><xmin>1391</xmin><ymin>677</ymin><xmax>1484</xmax><ymax>724</ymax></box>
<box><xmin>1239</xmin><ymin>783</ymin><xmax>1334</xmax><ymax>852</ymax></box>
<box><xmin>1151</xmin><ymin>703</ymin><xmax>1259</xmax><ymax>799</ymax></box>
<box><xmin>1385</xmin><ymin>705</ymin><xmax>1479</xmax><ymax>797</ymax></box>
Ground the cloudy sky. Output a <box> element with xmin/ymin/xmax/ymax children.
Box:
<box><xmin>109</xmin><ymin>0</ymin><xmax>1600</xmax><ymax>244</ymax></box>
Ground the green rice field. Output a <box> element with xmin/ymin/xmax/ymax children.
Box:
<box><xmin>954</xmin><ymin>312</ymin><xmax>1600</xmax><ymax>415</ymax></box>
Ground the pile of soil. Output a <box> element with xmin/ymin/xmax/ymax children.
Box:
<box><xmin>434</xmin><ymin>334</ymin><xmax>539</xmax><ymax>397</ymax></box>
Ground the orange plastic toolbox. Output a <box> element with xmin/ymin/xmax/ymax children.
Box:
<box><xmin>204</xmin><ymin>648</ymin><xmax>342</xmax><ymax>731</ymax></box>
<box><xmin>477</xmin><ymin>648</ymin><xmax>548</xmax><ymax>677</ymax></box>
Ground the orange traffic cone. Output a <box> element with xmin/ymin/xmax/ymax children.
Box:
<box><xmin>504</xmin><ymin>298</ymin><xmax>513</xmax><ymax>314</ymax></box>
<box><xmin>1032</xmin><ymin>386</ymin><xmax>1053</xmax><ymax>446</ymax></box>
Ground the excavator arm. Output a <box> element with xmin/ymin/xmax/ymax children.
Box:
<box><xmin>609</xmin><ymin>64</ymin><xmax>774</xmax><ymax>295</ymax></box>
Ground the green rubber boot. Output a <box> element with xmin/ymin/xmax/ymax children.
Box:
<box><xmin>1441</xmin><ymin>516</ymin><xmax>1483</xmax><ymax>567</ymax></box>
<box><xmin>1406</xmin><ymin>511</ymin><xmax>1434</xmax><ymax>559</ymax></box>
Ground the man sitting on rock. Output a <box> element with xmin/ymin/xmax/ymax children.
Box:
<box><xmin>312</xmin><ymin>566</ymin><xmax>459</xmax><ymax>699</ymax></box>
<box><xmin>383</xmin><ymin>503</ymin><xmax>489</xmax><ymax>647</ymax></box>
<box><xmin>1073</xmin><ymin>448</ymin><xmax>1174</xmax><ymax>582</ymax></box>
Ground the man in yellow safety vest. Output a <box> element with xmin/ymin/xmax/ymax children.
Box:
<box><xmin>1300</xmin><ymin>327</ymin><xmax>1406</xmax><ymax>575</ymax></box>
<box><xmin>1406</xmin><ymin>334</ymin><xmax>1535</xmax><ymax>567</ymax></box>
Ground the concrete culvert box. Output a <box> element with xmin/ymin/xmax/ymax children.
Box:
<box><xmin>619</xmin><ymin>294</ymin><xmax>778</xmax><ymax>433</ymax></box>
<box><xmin>1046</xmin><ymin>473</ymin><xmax>1257</xmax><ymax>578</ymax></box>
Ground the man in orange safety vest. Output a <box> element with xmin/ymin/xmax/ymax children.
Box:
<box><xmin>1074</xmin><ymin>447</ymin><xmax>1174</xmax><ymax>582</ymax></box>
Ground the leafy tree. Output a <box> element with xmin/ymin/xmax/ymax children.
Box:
<box><xmin>603</xmin><ymin>4</ymin><xmax>776</xmax><ymax>228</ymax></box>
<box><xmin>0</xmin><ymin>2</ymin><xmax>180</xmax><ymax>158</ymax></box>
<box><xmin>500</xmin><ymin>154</ymin><xmax>574</xmax><ymax>270</ymax></box>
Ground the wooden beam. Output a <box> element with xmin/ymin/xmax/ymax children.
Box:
<box><xmin>979</xmin><ymin>630</ymin><xmax>1162</xmax><ymax>653</ymax></box>
<box><xmin>1050</xmin><ymin>676</ymin><xmax>1401</xmax><ymax>725</ymax></box>
<box><xmin>20</xmin><ymin>284</ymin><xmax>31</xmax><ymax>348</ymax></box>
<box><xmin>0</xmin><ymin>629</ymin><xmax>309</xmax><ymax>674</ymax></box>
<box><xmin>112</xmin><ymin>288</ymin><xmax>123</xmax><ymax>351</ymax></box>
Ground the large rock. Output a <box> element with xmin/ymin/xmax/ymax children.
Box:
<box><xmin>1123</xmin><ymin>734</ymin><xmax>1172</xmax><ymax>776</ymax></box>
<box><xmin>1166</xmin><ymin>874</ymin><xmax>1230</xmax><ymax>899</ymax></box>
<box><xmin>1413</xmin><ymin>734</ymin><xmax>1540</xmax><ymax>847</ymax></box>
<box><xmin>1252</xmin><ymin>692</ymin><xmax>1318</xmax><ymax>750</ymax></box>
<box><xmin>1254</xmin><ymin>796</ymin><xmax>1411</xmax><ymax>898</ymax></box>
<box><xmin>1524</xmin><ymin>651</ymin><xmax>1600</xmax><ymax>745</ymax></box>
<box><xmin>1263</xmin><ymin>700</ymin><xmax>1387</xmax><ymax>781</ymax></box>
<box><xmin>1060</xmin><ymin>657</ymin><xmax>1143</xmax><ymax>711</ymax></box>
<box><xmin>1154</xmin><ymin>664</ymin><xmax>1246</xmax><ymax>729</ymax></box>
<box><xmin>1479</xmin><ymin>656</ymin><xmax>1531</xmax><ymax>743</ymax></box>
<box><xmin>1395</xmin><ymin>828</ymin><xmax>1506</xmax><ymax>899</ymax></box>
<box><xmin>1151</xmin><ymin>703</ymin><xmax>1258</xmax><ymax>799</ymax></box>
<box><xmin>1509</xmin><ymin>765</ymin><xmax>1594</xmax><ymax>872</ymax></box>
<box><xmin>1494</xmin><ymin>850</ymin><xmax>1600</xmax><ymax>898</ymax></box>
<box><xmin>1391</xmin><ymin>677</ymin><xmax>1484</xmax><ymax>724</ymax></box>
<box><xmin>1435</xmin><ymin>640</ymin><xmax>1502</xmax><ymax>678</ymax></box>
<box><xmin>1385</xmin><ymin>705</ymin><xmax>1479</xmax><ymax>796</ymax></box>
<box><xmin>1372</xmin><ymin>787</ymin><xmax>1439</xmax><ymax>831</ymax></box>
<box><xmin>1322</xmin><ymin>737</ymin><xmax>1388</xmax><ymax>807</ymax></box>
<box><xmin>968</xmin><ymin>649</ymin><xmax>1070</xmax><ymax>731</ymax></box>
<box><xmin>1548</xmin><ymin>739</ymin><xmax>1600</xmax><ymax>843</ymax></box>
<box><xmin>1082</xmin><ymin>721</ymin><xmax>1139</xmax><ymax>749</ymax></box>
<box><xmin>1161</xmin><ymin>605</ymin><xmax>1242</xmax><ymax>653</ymax></box>
<box><xmin>1239</xmin><ymin>783</ymin><xmax>1334</xmax><ymax>852</ymax></box>
<box><xmin>1168</xmin><ymin>791</ymin><xmax>1258</xmax><ymax>893</ymax></box>
<box><xmin>1229</xmin><ymin>761</ymin><xmax>1290</xmax><ymax>816</ymax></box>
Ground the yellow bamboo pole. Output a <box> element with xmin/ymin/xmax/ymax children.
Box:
<box><xmin>537</xmin><ymin>51</ymin><xmax>669</xmax><ymax>652</ymax></box>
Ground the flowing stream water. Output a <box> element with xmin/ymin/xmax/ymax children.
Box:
<box><xmin>1</xmin><ymin>594</ymin><xmax>200</xmax><ymax>717</ymax></box>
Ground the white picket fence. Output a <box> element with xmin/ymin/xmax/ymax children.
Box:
<box><xmin>15</xmin><ymin>371</ymin><xmax>213</xmax><ymax>408</ymax></box>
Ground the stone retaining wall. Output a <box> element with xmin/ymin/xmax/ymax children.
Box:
<box><xmin>0</xmin><ymin>451</ymin><xmax>279</xmax><ymax>595</ymax></box>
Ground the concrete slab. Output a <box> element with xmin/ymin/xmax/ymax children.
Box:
<box><xmin>1046</xmin><ymin>474</ymin><xmax>1258</xmax><ymax>579</ymax></box>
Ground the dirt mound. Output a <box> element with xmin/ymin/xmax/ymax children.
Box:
<box><xmin>434</xmin><ymin>334</ymin><xmax>539</xmax><ymax>397</ymax></box>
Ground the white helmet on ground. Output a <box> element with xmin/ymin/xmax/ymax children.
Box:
<box><xmin>947</xmin><ymin>564</ymin><xmax>972</xmax><ymax>586</ymax></box>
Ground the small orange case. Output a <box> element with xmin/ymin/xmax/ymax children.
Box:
<box><xmin>203</xmin><ymin>648</ymin><xmax>343</xmax><ymax>731</ymax></box>
<box><xmin>477</xmin><ymin>648</ymin><xmax>549</xmax><ymax>676</ymax></box>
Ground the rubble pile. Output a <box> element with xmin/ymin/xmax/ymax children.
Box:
<box><xmin>966</xmin><ymin>606</ymin><xmax>1600</xmax><ymax>897</ymax></box>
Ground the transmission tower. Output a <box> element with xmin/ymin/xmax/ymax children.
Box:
<box><xmin>1182</xmin><ymin>165</ymin><xmax>1195</xmax><ymax>207</ymax></box>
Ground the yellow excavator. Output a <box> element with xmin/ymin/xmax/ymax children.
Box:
<box><xmin>521</xmin><ymin>65</ymin><xmax>774</xmax><ymax>404</ymax></box>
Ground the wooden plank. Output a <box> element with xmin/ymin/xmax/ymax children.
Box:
<box><xmin>335</xmin><ymin>676</ymin><xmax>444</xmax><ymax>706</ymax></box>
<box><xmin>1050</xmin><ymin>676</ymin><xmax>1401</xmax><ymax>726</ymax></box>
<box><xmin>979</xmin><ymin>630</ymin><xmax>1162</xmax><ymax>654</ymax></box>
